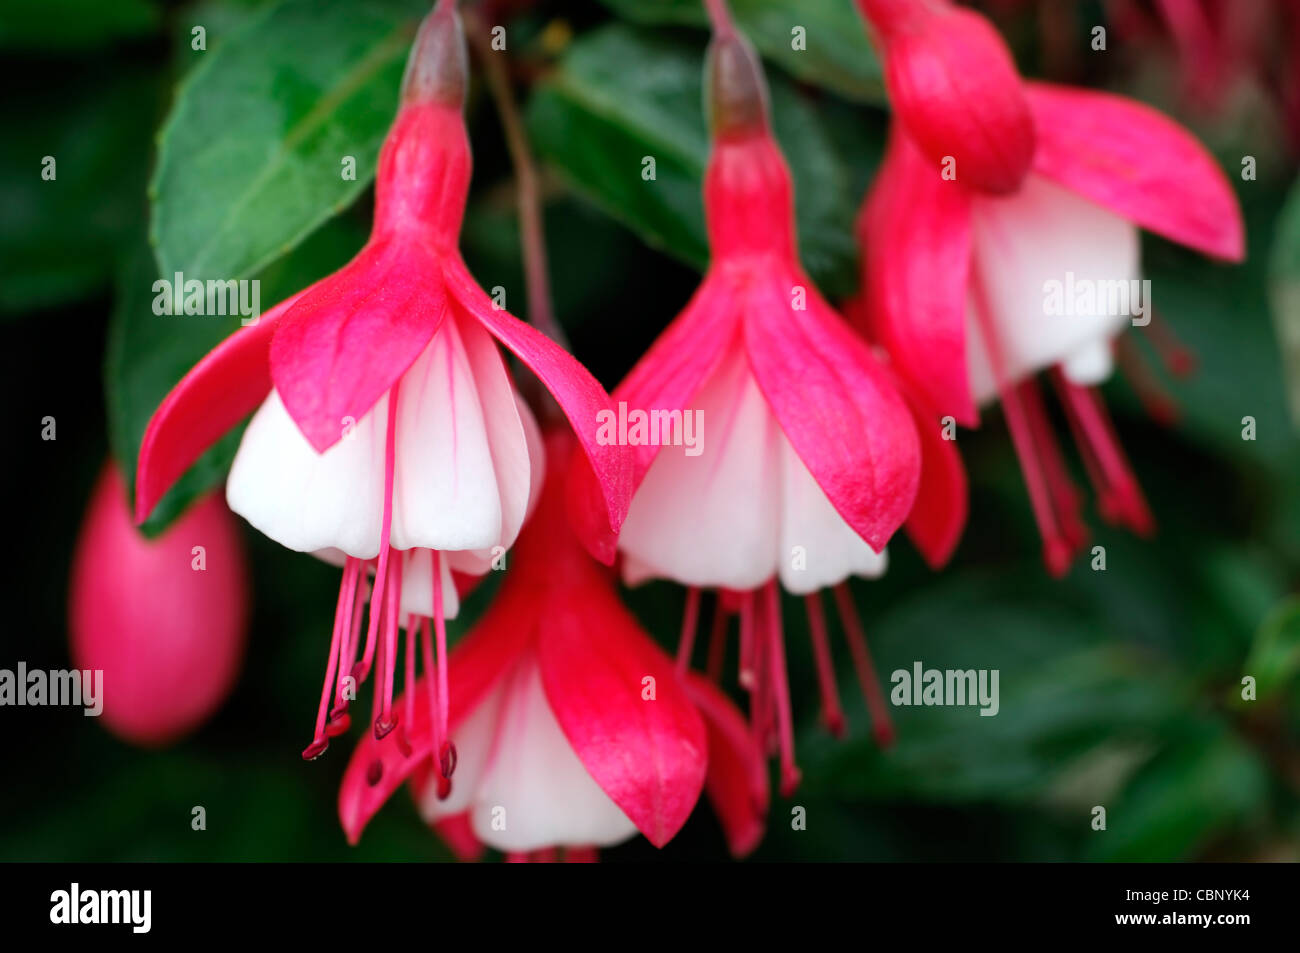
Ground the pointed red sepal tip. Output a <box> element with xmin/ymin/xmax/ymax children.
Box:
<box><xmin>302</xmin><ymin>739</ymin><xmax>329</xmax><ymax>761</ymax></box>
<box><xmin>401</xmin><ymin>5</ymin><xmax>468</xmax><ymax>108</ymax></box>
<box><xmin>439</xmin><ymin>741</ymin><xmax>458</xmax><ymax>779</ymax></box>
<box><xmin>706</xmin><ymin>32</ymin><xmax>770</xmax><ymax>139</ymax></box>
<box><xmin>872</xmin><ymin>721</ymin><xmax>896</xmax><ymax>751</ymax></box>
<box><xmin>826</xmin><ymin>713</ymin><xmax>847</xmax><ymax>741</ymax></box>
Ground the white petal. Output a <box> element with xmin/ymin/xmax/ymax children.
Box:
<box><xmin>967</xmin><ymin>175</ymin><xmax>1140</xmax><ymax>405</ymax></box>
<box><xmin>467</xmin><ymin>656</ymin><xmax>638</xmax><ymax>852</ymax></box>
<box><xmin>777</xmin><ymin>435</ymin><xmax>888</xmax><ymax>595</ymax></box>
<box><xmin>618</xmin><ymin>351</ymin><xmax>781</xmax><ymax>590</ymax></box>
<box><xmin>397</xmin><ymin>549</ymin><xmax>460</xmax><ymax>622</ymax></box>
<box><xmin>443</xmin><ymin>390</ymin><xmax>546</xmax><ymax>575</ymax></box>
<box><xmin>390</xmin><ymin>318</ymin><xmax>503</xmax><ymax>552</ymax></box>
<box><xmin>227</xmin><ymin>390</ymin><xmax>386</xmax><ymax>558</ymax></box>
<box><xmin>458</xmin><ymin>315</ymin><xmax>537</xmax><ymax>553</ymax></box>
<box><xmin>417</xmin><ymin>677</ymin><xmax>505</xmax><ymax>821</ymax></box>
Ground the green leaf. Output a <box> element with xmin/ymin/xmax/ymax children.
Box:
<box><xmin>0</xmin><ymin>0</ymin><xmax>159</xmax><ymax>49</ymax></box>
<box><xmin>527</xmin><ymin>24</ymin><xmax>882</xmax><ymax>298</ymax></box>
<box><xmin>1237</xmin><ymin>595</ymin><xmax>1300</xmax><ymax>704</ymax></box>
<box><xmin>107</xmin><ymin>218</ymin><xmax>367</xmax><ymax>534</ymax></box>
<box><xmin>1085</xmin><ymin>720</ymin><xmax>1269</xmax><ymax>861</ymax></box>
<box><xmin>1131</xmin><ymin>195</ymin><xmax>1300</xmax><ymax>477</ymax></box>
<box><xmin>150</xmin><ymin>0</ymin><xmax>427</xmax><ymax>284</ymax></box>
<box><xmin>798</xmin><ymin>572</ymin><xmax>1190</xmax><ymax>803</ymax></box>
<box><xmin>0</xmin><ymin>67</ymin><xmax>159</xmax><ymax>313</ymax></box>
<box><xmin>1268</xmin><ymin>175</ymin><xmax>1300</xmax><ymax>430</ymax></box>
<box><xmin>596</xmin><ymin>0</ymin><xmax>885</xmax><ymax>104</ymax></box>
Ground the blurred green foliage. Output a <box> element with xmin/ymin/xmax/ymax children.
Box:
<box><xmin>0</xmin><ymin>0</ymin><xmax>1297</xmax><ymax>862</ymax></box>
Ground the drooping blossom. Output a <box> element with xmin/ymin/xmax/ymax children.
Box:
<box><xmin>70</xmin><ymin>464</ymin><xmax>248</xmax><ymax>746</ymax></box>
<box><xmin>571</xmin><ymin>2</ymin><xmax>940</xmax><ymax>793</ymax></box>
<box><xmin>855</xmin><ymin>0</ymin><xmax>1245</xmax><ymax>575</ymax></box>
<box><xmin>133</xmin><ymin>3</ymin><xmax>629</xmax><ymax>766</ymax></box>
<box><xmin>339</xmin><ymin>430</ymin><xmax>768</xmax><ymax>861</ymax></box>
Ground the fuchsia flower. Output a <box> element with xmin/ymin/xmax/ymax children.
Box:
<box><xmin>133</xmin><ymin>4</ymin><xmax>629</xmax><ymax>762</ymax></box>
<box><xmin>855</xmin><ymin>0</ymin><xmax>1245</xmax><ymax>575</ymax></box>
<box><xmin>572</xmin><ymin>5</ymin><xmax>948</xmax><ymax>793</ymax></box>
<box><xmin>70</xmin><ymin>464</ymin><xmax>248</xmax><ymax>746</ymax></box>
<box><xmin>340</xmin><ymin>430</ymin><xmax>766</xmax><ymax>860</ymax></box>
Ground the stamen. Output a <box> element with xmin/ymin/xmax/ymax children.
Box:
<box><xmin>374</xmin><ymin>550</ymin><xmax>403</xmax><ymax>739</ymax></box>
<box><xmin>432</xmin><ymin>552</ymin><xmax>455</xmax><ymax>779</ymax></box>
<box><xmin>763</xmin><ymin>581</ymin><xmax>800</xmax><ymax>796</ymax></box>
<box><xmin>1018</xmin><ymin>377</ymin><xmax>1089</xmax><ymax>556</ymax></box>
<box><xmin>327</xmin><ymin>558</ymin><xmax>362</xmax><ymax>736</ymax></box>
<box><xmin>419</xmin><ymin>617</ymin><xmax>445</xmax><ymax>796</ymax></box>
<box><xmin>369</xmin><ymin>588</ymin><xmax>387</xmax><ymax>735</ymax></box>
<box><xmin>971</xmin><ymin>278</ymin><xmax>1074</xmax><ymax>576</ymax></box>
<box><xmin>748</xmin><ymin>590</ymin><xmax>773</xmax><ymax>753</ymax></box>
<box><xmin>1052</xmin><ymin>370</ymin><xmax>1154</xmax><ymax>537</ymax></box>
<box><xmin>804</xmin><ymin>592</ymin><xmax>845</xmax><ymax>739</ymax></box>
<box><xmin>331</xmin><ymin>565</ymin><xmax>368</xmax><ymax>723</ymax></box>
<box><xmin>706</xmin><ymin>597</ymin><xmax>728</xmax><ymax>683</ymax></box>
<box><xmin>301</xmin><ymin>558</ymin><xmax>351</xmax><ymax>760</ymax></box>
<box><xmin>398</xmin><ymin>612</ymin><xmax>417</xmax><ymax>758</ymax></box>
<box><xmin>1147</xmin><ymin>309</ymin><xmax>1197</xmax><ymax>378</ymax></box>
<box><xmin>738</xmin><ymin>589</ymin><xmax>757</xmax><ymax>690</ymax></box>
<box><xmin>675</xmin><ymin>587</ymin><xmax>702</xmax><ymax>675</ymax></box>
<box><xmin>1115</xmin><ymin>335</ymin><xmax>1180</xmax><ymax>427</ymax></box>
<box><xmin>354</xmin><ymin>382</ymin><xmax>402</xmax><ymax>684</ymax></box>
<box><xmin>831</xmin><ymin>583</ymin><xmax>895</xmax><ymax>749</ymax></box>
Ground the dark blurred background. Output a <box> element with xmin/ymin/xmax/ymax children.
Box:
<box><xmin>1</xmin><ymin>0</ymin><xmax>1298</xmax><ymax>861</ymax></box>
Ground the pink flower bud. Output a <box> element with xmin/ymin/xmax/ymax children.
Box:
<box><xmin>69</xmin><ymin>464</ymin><xmax>248</xmax><ymax>746</ymax></box>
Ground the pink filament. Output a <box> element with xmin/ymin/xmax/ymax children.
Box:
<box><xmin>804</xmin><ymin>591</ymin><xmax>845</xmax><ymax>739</ymax></box>
<box><xmin>1018</xmin><ymin>377</ymin><xmax>1089</xmax><ymax>556</ymax></box>
<box><xmin>1052</xmin><ymin>369</ymin><xmax>1154</xmax><ymax>536</ymax></box>
<box><xmin>355</xmin><ymin>381</ymin><xmax>402</xmax><ymax>684</ymax></box>
<box><xmin>375</xmin><ymin>550</ymin><xmax>403</xmax><ymax>739</ymax></box>
<box><xmin>1115</xmin><ymin>336</ymin><xmax>1181</xmax><ymax>427</ymax></box>
<box><xmin>971</xmin><ymin>277</ymin><xmax>1074</xmax><ymax>576</ymax></box>
<box><xmin>432</xmin><ymin>553</ymin><xmax>453</xmax><ymax>777</ymax></box>
<box><xmin>738</xmin><ymin>589</ymin><xmax>757</xmax><ymax>690</ymax></box>
<box><xmin>419</xmin><ymin>617</ymin><xmax>444</xmax><ymax>795</ymax></box>
<box><xmin>832</xmin><ymin>583</ymin><xmax>895</xmax><ymax>749</ymax></box>
<box><xmin>763</xmin><ymin>581</ymin><xmax>800</xmax><ymax>796</ymax></box>
<box><xmin>706</xmin><ymin>598</ymin><xmax>728</xmax><ymax>683</ymax></box>
<box><xmin>676</xmin><ymin>587</ymin><xmax>702</xmax><ymax>675</ymax></box>
<box><xmin>302</xmin><ymin>557</ymin><xmax>351</xmax><ymax>759</ymax></box>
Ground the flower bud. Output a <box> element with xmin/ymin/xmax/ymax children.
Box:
<box><xmin>705</xmin><ymin>31</ymin><xmax>770</xmax><ymax>139</ymax></box>
<box><xmin>401</xmin><ymin>4</ymin><xmax>468</xmax><ymax>108</ymax></box>
<box><xmin>69</xmin><ymin>464</ymin><xmax>249</xmax><ymax>746</ymax></box>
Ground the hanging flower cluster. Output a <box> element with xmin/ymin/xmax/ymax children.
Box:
<box><xmin>124</xmin><ymin>0</ymin><xmax>1244</xmax><ymax>861</ymax></box>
